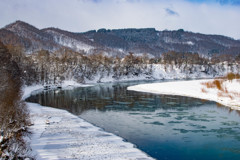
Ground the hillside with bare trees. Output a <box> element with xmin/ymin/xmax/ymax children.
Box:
<box><xmin>0</xmin><ymin>42</ymin><xmax>32</xmax><ymax>159</ymax></box>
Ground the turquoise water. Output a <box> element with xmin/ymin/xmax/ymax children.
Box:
<box><xmin>26</xmin><ymin>81</ymin><xmax>240</xmax><ymax>160</ymax></box>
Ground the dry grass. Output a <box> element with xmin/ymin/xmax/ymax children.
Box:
<box><xmin>201</xmin><ymin>88</ymin><xmax>208</xmax><ymax>93</ymax></box>
<box><xmin>201</xmin><ymin>79</ymin><xmax>224</xmax><ymax>91</ymax></box>
<box><xmin>202</xmin><ymin>81</ymin><xmax>215</xmax><ymax>89</ymax></box>
<box><xmin>213</xmin><ymin>80</ymin><xmax>223</xmax><ymax>90</ymax></box>
<box><xmin>217</xmin><ymin>92</ymin><xmax>234</xmax><ymax>100</ymax></box>
<box><xmin>226</xmin><ymin>73</ymin><xmax>240</xmax><ymax>81</ymax></box>
<box><xmin>201</xmin><ymin>72</ymin><xmax>240</xmax><ymax>101</ymax></box>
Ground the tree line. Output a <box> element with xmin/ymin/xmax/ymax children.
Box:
<box><xmin>5</xmin><ymin>45</ymin><xmax>240</xmax><ymax>86</ymax></box>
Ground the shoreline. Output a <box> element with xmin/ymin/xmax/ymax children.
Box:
<box><xmin>23</xmin><ymin>81</ymin><xmax>154</xmax><ymax>160</ymax></box>
<box><xmin>127</xmin><ymin>79</ymin><xmax>240</xmax><ymax>111</ymax></box>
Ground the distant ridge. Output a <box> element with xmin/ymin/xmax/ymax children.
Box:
<box><xmin>1</xmin><ymin>20</ymin><xmax>240</xmax><ymax>57</ymax></box>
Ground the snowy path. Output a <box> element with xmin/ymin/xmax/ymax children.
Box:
<box><xmin>28</xmin><ymin>102</ymin><xmax>153</xmax><ymax>160</ymax></box>
<box><xmin>127</xmin><ymin>79</ymin><xmax>240</xmax><ymax>110</ymax></box>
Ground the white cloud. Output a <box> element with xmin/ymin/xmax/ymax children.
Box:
<box><xmin>0</xmin><ymin>0</ymin><xmax>240</xmax><ymax>39</ymax></box>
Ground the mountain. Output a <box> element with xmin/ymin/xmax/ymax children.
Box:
<box><xmin>1</xmin><ymin>21</ymin><xmax>59</xmax><ymax>53</ymax></box>
<box><xmin>1</xmin><ymin>20</ymin><xmax>240</xmax><ymax>57</ymax></box>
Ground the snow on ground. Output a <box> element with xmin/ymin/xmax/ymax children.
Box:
<box><xmin>27</xmin><ymin>103</ymin><xmax>153</xmax><ymax>160</ymax></box>
<box><xmin>22</xmin><ymin>80</ymin><xmax>92</xmax><ymax>100</ymax></box>
<box><xmin>22</xmin><ymin>85</ymin><xmax>43</xmax><ymax>100</ymax></box>
<box><xmin>86</xmin><ymin>73</ymin><xmax>152</xmax><ymax>84</ymax></box>
<box><xmin>24</xmin><ymin>81</ymin><xmax>153</xmax><ymax>160</ymax></box>
<box><xmin>61</xmin><ymin>80</ymin><xmax>93</xmax><ymax>89</ymax></box>
<box><xmin>128</xmin><ymin>79</ymin><xmax>240</xmax><ymax>110</ymax></box>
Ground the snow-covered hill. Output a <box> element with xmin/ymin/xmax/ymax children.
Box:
<box><xmin>1</xmin><ymin>20</ymin><xmax>240</xmax><ymax>57</ymax></box>
<box><xmin>43</xmin><ymin>28</ymin><xmax>94</xmax><ymax>53</ymax></box>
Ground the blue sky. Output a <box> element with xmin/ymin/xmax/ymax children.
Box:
<box><xmin>0</xmin><ymin>0</ymin><xmax>240</xmax><ymax>39</ymax></box>
<box><xmin>188</xmin><ymin>0</ymin><xmax>240</xmax><ymax>5</ymax></box>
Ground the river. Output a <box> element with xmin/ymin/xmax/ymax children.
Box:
<box><xmin>26</xmin><ymin>80</ymin><xmax>240</xmax><ymax>160</ymax></box>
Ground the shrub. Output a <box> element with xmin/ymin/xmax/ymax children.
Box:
<box><xmin>202</xmin><ymin>81</ymin><xmax>215</xmax><ymax>89</ymax></box>
<box><xmin>227</xmin><ymin>73</ymin><xmax>235</xmax><ymax>81</ymax></box>
<box><xmin>213</xmin><ymin>80</ymin><xmax>223</xmax><ymax>91</ymax></box>
<box><xmin>0</xmin><ymin>42</ymin><xmax>32</xmax><ymax>159</ymax></box>
<box><xmin>226</xmin><ymin>73</ymin><xmax>240</xmax><ymax>81</ymax></box>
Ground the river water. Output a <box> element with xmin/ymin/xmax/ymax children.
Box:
<box><xmin>26</xmin><ymin>81</ymin><xmax>240</xmax><ymax>160</ymax></box>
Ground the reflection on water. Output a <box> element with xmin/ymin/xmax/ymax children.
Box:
<box><xmin>26</xmin><ymin>81</ymin><xmax>240</xmax><ymax>160</ymax></box>
<box><xmin>26</xmin><ymin>81</ymin><xmax>209</xmax><ymax>114</ymax></box>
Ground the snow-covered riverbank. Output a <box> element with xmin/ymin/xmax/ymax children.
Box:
<box><xmin>24</xmin><ymin>82</ymin><xmax>153</xmax><ymax>160</ymax></box>
<box><xmin>128</xmin><ymin>79</ymin><xmax>240</xmax><ymax>110</ymax></box>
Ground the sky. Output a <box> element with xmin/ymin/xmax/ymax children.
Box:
<box><xmin>0</xmin><ymin>0</ymin><xmax>240</xmax><ymax>39</ymax></box>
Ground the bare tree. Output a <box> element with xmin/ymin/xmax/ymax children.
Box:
<box><xmin>0</xmin><ymin>41</ymin><xmax>31</xmax><ymax>159</ymax></box>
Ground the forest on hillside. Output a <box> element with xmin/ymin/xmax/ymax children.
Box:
<box><xmin>5</xmin><ymin>44</ymin><xmax>240</xmax><ymax>86</ymax></box>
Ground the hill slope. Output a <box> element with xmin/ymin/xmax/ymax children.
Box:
<box><xmin>1</xmin><ymin>20</ymin><xmax>240</xmax><ymax>57</ymax></box>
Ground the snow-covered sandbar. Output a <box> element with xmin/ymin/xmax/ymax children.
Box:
<box><xmin>127</xmin><ymin>79</ymin><xmax>240</xmax><ymax>110</ymax></box>
<box><xmin>24</xmin><ymin>82</ymin><xmax>153</xmax><ymax>160</ymax></box>
<box><xmin>27</xmin><ymin>103</ymin><xmax>153</xmax><ymax>160</ymax></box>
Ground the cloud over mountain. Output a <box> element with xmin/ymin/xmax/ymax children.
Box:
<box><xmin>0</xmin><ymin>0</ymin><xmax>240</xmax><ymax>39</ymax></box>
